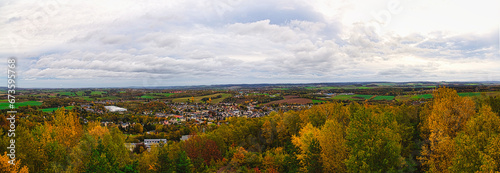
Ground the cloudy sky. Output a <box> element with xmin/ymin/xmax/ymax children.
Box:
<box><xmin>1</xmin><ymin>0</ymin><xmax>499</xmax><ymax>88</ymax></box>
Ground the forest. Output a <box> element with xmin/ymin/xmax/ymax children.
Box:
<box><xmin>1</xmin><ymin>87</ymin><xmax>500</xmax><ymax>172</ymax></box>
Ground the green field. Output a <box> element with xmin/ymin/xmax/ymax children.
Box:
<box><xmin>411</xmin><ymin>94</ymin><xmax>433</xmax><ymax>99</ymax></box>
<box><xmin>141</xmin><ymin>95</ymin><xmax>158</xmax><ymax>99</ymax></box>
<box><xmin>458</xmin><ymin>92</ymin><xmax>481</xmax><ymax>97</ymax></box>
<box><xmin>98</xmin><ymin>96</ymin><xmax>119</xmax><ymax>100</ymax></box>
<box><xmin>355</xmin><ymin>95</ymin><xmax>374</xmax><ymax>100</ymax></box>
<box><xmin>172</xmin><ymin>93</ymin><xmax>232</xmax><ymax>103</ymax></box>
<box><xmin>331</xmin><ymin>95</ymin><xmax>356</xmax><ymax>100</ymax></box>
<box><xmin>305</xmin><ymin>86</ymin><xmax>341</xmax><ymax>90</ymax></box>
<box><xmin>58</xmin><ymin>92</ymin><xmax>76</xmax><ymax>96</ymax></box>
<box><xmin>306</xmin><ymin>86</ymin><xmax>373</xmax><ymax>90</ymax></box>
<box><xmin>141</xmin><ymin>93</ymin><xmax>176</xmax><ymax>99</ymax></box>
<box><xmin>330</xmin><ymin>94</ymin><xmax>373</xmax><ymax>100</ymax></box>
<box><xmin>39</xmin><ymin>106</ymin><xmax>74</xmax><ymax>112</ymax></box>
<box><xmin>0</xmin><ymin>101</ymin><xmax>43</xmax><ymax>109</ymax></box>
<box><xmin>312</xmin><ymin>99</ymin><xmax>326</xmax><ymax>103</ymax></box>
<box><xmin>375</xmin><ymin>83</ymin><xmax>396</xmax><ymax>86</ymax></box>
<box><xmin>373</xmin><ymin>96</ymin><xmax>395</xmax><ymax>100</ymax></box>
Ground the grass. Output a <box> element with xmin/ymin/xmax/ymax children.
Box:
<box><xmin>373</xmin><ymin>96</ymin><xmax>395</xmax><ymax>100</ymax></box>
<box><xmin>355</xmin><ymin>95</ymin><xmax>374</xmax><ymax>100</ymax></box>
<box><xmin>312</xmin><ymin>99</ymin><xmax>326</xmax><ymax>103</ymax></box>
<box><xmin>172</xmin><ymin>93</ymin><xmax>232</xmax><ymax>103</ymax></box>
<box><xmin>141</xmin><ymin>95</ymin><xmax>158</xmax><ymax>99</ymax></box>
<box><xmin>458</xmin><ymin>92</ymin><xmax>481</xmax><ymax>97</ymax></box>
<box><xmin>58</xmin><ymin>92</ymin><xmax>76</xmax><ymax>96</ymax></box>
<box><xmin>98</xmin><ymin>96</ymin><xmax>119</xmax><ymax>100</ymax></box>
<box><xmin>163</xmin><ymin>93</ymin><xmax>175</xmax><ymax>97</ymax></box>
<box><xmin>91</xmin><ymin>91</ymin><xmax>107</xmax><ymax>95</ymax></box>
<box><xmin>140</xmin><ymin>93</ymin><xmax>176</xmax><ymax>99</ymax></box>
<box><xmin>398</xmin><ymin>92</ymin><xmax>484</xmax><ymax>101</ymax></box>
<box><xmin>331</xmin><ymin>95</ymin><xmax>356</xmax><ymax>100</ymax></box>
<box><xmin>39</xmin><ymin>106</ymin><xmax>74</xmax><ymax>112</ymax></box>
<box><xmin>411</xmin><ymin>94</ymin><xmax>433</xmax><ymax>99</ymax></box>
<box><xmin>0</xmin><ymin>101</ymin><xmax>43</xmax><ymax>109</ymax></box>
<box><xmin>375</xmin><ymin>83</ymin><xmax>396</xmax><ymax>86</ymax></box>
<box><xmin>305</xmin><ymin>86</ymin><xmax>372</xmax><ymax>90</ymax></box>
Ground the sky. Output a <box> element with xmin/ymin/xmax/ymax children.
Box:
<box><xmin>0</xmin><ymin>0</ymin><xmax>499</xmax><ymax>88</ymax></box>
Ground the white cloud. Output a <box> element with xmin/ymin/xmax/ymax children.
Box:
<box><xmin>0</xmin><ymin>0</ymin><xmax>498</xmax><ymax>87</ymax></box>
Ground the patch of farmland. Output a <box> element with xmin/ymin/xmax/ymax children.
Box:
<box><xmin>373</xmin><ymin>96</ymin><xmax>395</xmax><ymax>100</ymax></box>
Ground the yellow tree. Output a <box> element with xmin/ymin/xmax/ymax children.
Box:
<box><xmin>451</xmin><ymin>105</ymin><xmax>500</xmax><ymax>172</ymax></box>
<box><xmin>0</xmin><ymin>152</ymin><xmax>29</xmax><ymax>173</ymax></box>
<box><xmin>318</xmin><ymin>119</ymin><xmax>347</xmax><ymax>172</ymax></box>
<box><xmin>87</xmin><ymin>121</ymin><xmax>110</xmax><ymax>141</ymax></box>
<box><xmin>136</xmin><ymin>144</ymin><xmax>159</xmax><ymax>173</ymax></box>
<box><xmin>262</xmin><ymin>120</ymin><xmax>274</xmax><ymax>146</ymax></box>
<box><xmin>291</xmin><ymin>123</ymin><xmax>320</xmax><ymax>172</ymax></box>
<box><xmin>419</xmin><ymin>87</ymin><xmax>476</xmax><ymax>173</ymax></box>
<box><xmin>53</xmin><ymin>108</ymin><xmax>83</xmax><ymax>148</ymax></box>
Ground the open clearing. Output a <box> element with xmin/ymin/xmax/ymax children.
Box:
<box><xmin>0</xmin><ymin>101</ymin><xmax>43</xmax><ymax>109</ymax></box>
<box><xmin>39</xmin><ymin>106</ymin><xmax>75</xmax><ymax>112</ymax></box>
<box><xmin>265</xmin><ymin>96</ymin><xmax>312</xmax><ymax>105</ymax></box>
<box><xmin>373</xmin><ymin>96</ymin><xmax>395</xmax><ymax>100</ymax></box>
<box><xmin>172</xmin><ymin>93</ymin><xmax>232</xmax><ymax>103</ymax></box>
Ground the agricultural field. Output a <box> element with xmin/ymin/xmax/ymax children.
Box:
<box><xmin>331</xmin><ymin>95</ymin><xmax>356</xmax><ymax>100</ymax></box>
<box><xmin>305</xmin><ymin>86</ymin><xmax>373</xmax><ymax>90</ymax></box>
<box><xmin>0</xmin><ymin>101</ymin><xmax>43</xmax><ymax>109</ymax></box>
<box><xmin>312</xmin><ymin>99</ymin><xmax>326</xmax><ymax>103</ymax></box>
<box><xmin>330</xmin><ymin>94</ymin><xmax>374</xmax><ymax>100</ymax></box>
<box><xmin>58</xmin><ymin>91</ymin><xmax>77</xmax><ymax>96</ymax></box>
<box><xmin>305</xmin><ymin>86</ymin><xmax>341</xmax><ymax>90</ymax></box>
<box><xmin>457</xmin><ymin>92</ymin><xmax>481</xmax><ymax>97</ymax></box>
<box><xmin>141</xmin><ymin>93</ymin><xmax>176</xmax><ymax>99</ymax></box>
<box><xmin>373</xmin><ymin>96</ymin><xmax>395</xmax><ymax>100</ymax></box>
<box><xmin>353</xmin><ymin>95</ymin><xmax>374</xmax><ymax>100</ymax></box>
<box><xmin>39</xmin><ymin>106</ymin><xmax>75</xmax><ymax>112</ymax></box>
<box><xmin>265</xmin><ymin>96</ymin><xmax>312</xmax><ymax>105</ymax></box>
<box><xmin>172</xmin><ymin>93</ymin><xmax>232</xmax><ymax>103</ymax></box>
<box><xmin>411</xmin><ymin>94</ymin><xmax>434</xmax><ymax>100</ymax></box>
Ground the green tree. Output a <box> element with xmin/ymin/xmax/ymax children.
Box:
<box><xmin>305</xmin><ymin>138</ymin><xmax>322</xmax><ymax>173</ymax></box>
<box><xmin>345</xmin><ymin>107</ymin><xmax>402</xmax><ymax>173</ymax></box>
<box><xmin>176</xmin><ymin>151</ymin><xmax>194</xmax><ymax>173</ymax></box>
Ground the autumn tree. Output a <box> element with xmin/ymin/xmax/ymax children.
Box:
<box><xmin>136</xmin><ymin>143</ymin><xmax>159</xmax><ymax>173</ymax></box>
<box><xmin>419</xmin><ymin>87</ymin><xmax>476</xmax><ymax>173</ymax></box>
<box><xmin>0</xmin><ymin>152</ymin><xmax>29</xmax><ymax>173</ymax></box>
<box><xmin>183</xmin><ymin>134</ymin><xmax>222</xmax><ymax>168</ymax></box>
<box><xmin>451</xmin><ymin>105</ymin><xmax>500</xmax><ymax>172</ymax></box>
<box><xmin>261</xmin><ymin>119</ymin><xmax>275</xmax><ymax>147</ymax></box>
<box><xmin>318</xmin><ymin>119</ymin><xmax>347</xmax><ymax>172</ymax></box>
<box><xmin>291</xmin><ymin>123</ymin><xmax>320</xmax><ymax>172</ymax></box>
<box><xmin>345</xmin><ymin>107</ymin><xmax>403</xmax><ymax>172</ymax></box>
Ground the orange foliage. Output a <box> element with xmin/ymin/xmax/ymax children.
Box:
<box><xmin>0</xmin><ymin>152</ymin><xmax>29</xmax><ymax>173</ymax></box>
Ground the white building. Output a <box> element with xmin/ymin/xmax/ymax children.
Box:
<box><xmin>144</xmin><ymin>139</ymin><xmax>167</xmax><ymax>144</ymax></box>
<box><xmin>105</xmin><ymin>106</ymin><xmax>127</xmax><ymax>112</ymax></box>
